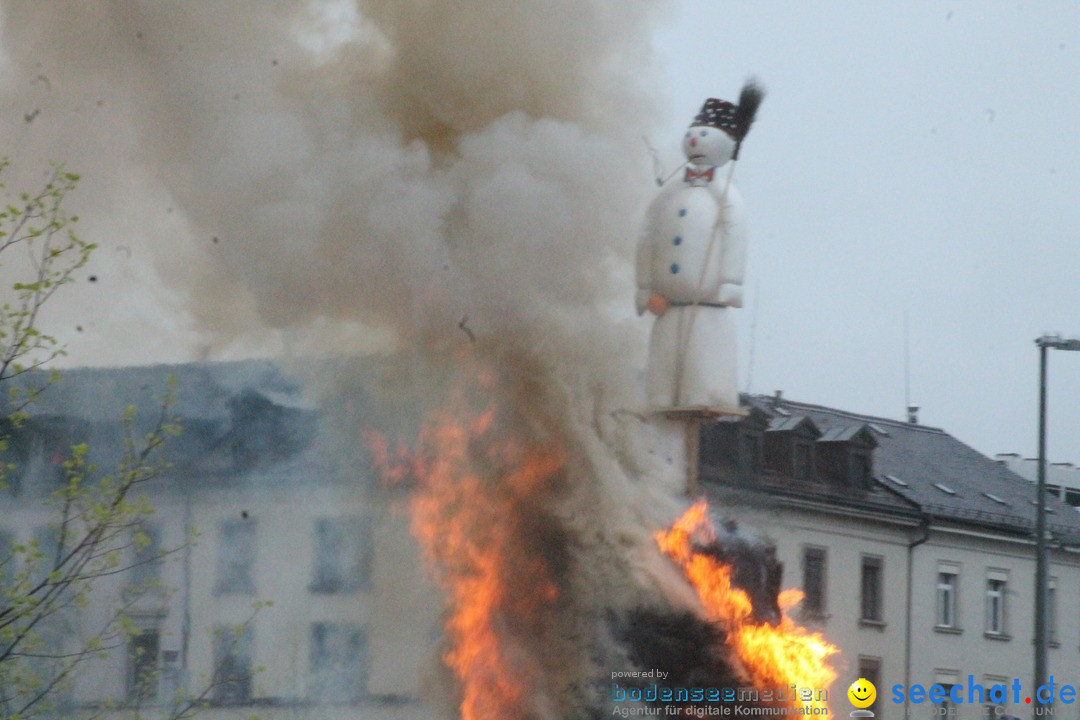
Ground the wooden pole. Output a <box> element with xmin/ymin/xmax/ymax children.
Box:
<box><xmin>685</xmin><ymin>417</ymin><xmax>701</xmax><ymax>498</ymax></box>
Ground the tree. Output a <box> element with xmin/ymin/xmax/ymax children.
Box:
<box><xmin>0</xmin><ymin>161</ymin><xmax>94</xmax><ymax>385</ymax></box>
<box><xmin>0</xmin><ymin>160</ymin><xmax>180</xmax><ymax>719</ymax></box>
<box><xmin>0</xmin><ymin>160</ymin><xmax>270</xmax><ymax>720</ymax></box>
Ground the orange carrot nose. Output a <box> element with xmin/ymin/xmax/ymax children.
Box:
<box><xmin>689</xmin><ymin>136</ymin><xmax>697</xmax><ymax>148</ymax></box>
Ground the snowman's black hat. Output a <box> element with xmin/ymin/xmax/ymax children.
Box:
<box><xmin>691</xmin><ymin>80</ymin><xmax>765</xmax><ymax>160</ymax></box>
<box><xmin>690</xmin><ymin>98</ymin><xmax>738</xmax><ymax>136</ymax></box>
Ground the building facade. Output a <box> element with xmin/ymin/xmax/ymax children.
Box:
<box><xmin>700</xmin><ymin>394</ymin><xmax>1080</xmax><ymax>720</ymax></box>
<box><xmin>2</xmin><ymin>362</ymin><xmax>1076</xmax><ymax>720</ymax></box>
<box><xmin>0</xmin><ymin>361</ymin><xmax>442</xmax><ymax>720</ymax></box>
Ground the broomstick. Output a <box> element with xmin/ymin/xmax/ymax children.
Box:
<box><xmin>672</xmin><ymin>79</ymin><xmax>765</xmax><ymax>408</ymax></box>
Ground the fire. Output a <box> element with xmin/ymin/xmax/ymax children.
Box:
<box><xmin>368</xmin><ymin>356</ymin><xmax>836</xmax><ymax>718</ymax></box>
<box><xmin>656</xmin><ymin>501</ymin><xmax>838</xmax><ymax>713</ymax></box>
<box><xmin>368</xmin><ymin>363</ymin><xmax>565</xmax><ymax>720</ymax></box>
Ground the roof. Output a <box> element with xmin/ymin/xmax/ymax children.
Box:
<box><xmin>740</xmin><ymin>394</ymin><xmax>1080</xmax><ymax>544</ymax></box>
<box><xmin>0</xmin><ymin>360</ymin><xmax>351</xmax><ymax>496</ymax></box>
<box><xmin>767</xmin><ymin>415</ymin><xmax>820</xmax><ymax>435</ymax></box>
<box><xmin>818</xmin><ymin>425</ymin><xmax>877</xmax><ymax>446</ymax></box>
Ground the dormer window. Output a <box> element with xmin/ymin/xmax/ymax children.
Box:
<box><xmin>794</xmin><ymin>443</ymin><xmax>812</xmax><ymax>482</ymax></box>
<box><xmin>741</xmin><ymin>430</ymin><xmax>762</xmax><ymax>477</ymax></box>
<box><xmin>699</xmin><ymin>406</ymin><xmax>769</xmax><ymax>485</ymax></box>
<box><xmin>851</xmin><ymin>451</ymin><xmax>873</xmax><ymax>489</ymax></box>
<box><xmin>764</xmin><ymin>416</ymin><xmax>821</xmax><ymax>483</ymax></box>
<box><xmin>816</xmin><ymin>424</ymin><xmax>878</xmax><ymax>490</ymax></box>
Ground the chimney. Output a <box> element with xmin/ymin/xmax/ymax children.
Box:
<box><xmin>906</xmin><ymin>405</ymin><xmax>920</xmax><ymax>424</ymax></box>
<box><xmin>772</xmin><ymin>390</ymin><xmax>783</xmax><ymax>408</ymax></box>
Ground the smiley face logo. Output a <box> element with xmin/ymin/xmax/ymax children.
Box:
<box><xmin>848</xmin><ymin>678</ymin><xmax>877</xmax><ymax>709</ymax></box>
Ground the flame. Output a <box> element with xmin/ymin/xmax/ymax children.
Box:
<box><xmin>656</xmin><ymin>501</ymin><xmax>838</xmax><ymax>713</ymax></box>
<box><xmin>369</xmin><ymin>362</ymin><xmax>565</xmax><ymax>720</ymax></box>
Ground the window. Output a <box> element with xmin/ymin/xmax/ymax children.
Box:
<box><xmin>794</xmin><ymin>443</ymin><xmax>812</xmax><ymax>482</ymax></box>
<box><xmin>212</xmin><ymin>625</ymin><xmax>253</xmax><ymax>705</ymax></box>
<box><xmin>309</xmin><ymin>622</ymin><xmax>367</xmax><ymax>704</ymax></box>
<box><xmin>936</xmin><ymin>567</ymin><xmax>958</xmax><ymax>628</ymax></box>
<box><xmin>860</xmin><ymin>556</ymin><xmax>883</xmax><ymax>622</ymax></box>
<box><xmin>985</xmin><ymin>575</ymin><xmax>1006</xmax><ymax>636</ymax></box>
<box><xmin>126</xmin><ymin>630</ymin><xmax>160</xmax><ymax>702</ymax></box>
<box><xmin>852</xmin><ymin>453</ymin><xmax>872</xmax><ymax>488</ymax></box>
<box><xmin>935</xmin><ymin>672</ymin><xmax>960</xmax><ymax>716</ymax></box>
<box><xmin>741</xmin><ymin>432</ymin><xmax>762</xmax><ymax>476</ymax></box>
<box><xmin>983</xmin><ymin>675</ymin><xmax>1010</xmax><ymax>718</ymax></box>
<box><xmin>310</xmin><ymin>516</ymin><xmax>373</xmax><ymax>594</ymax></box>
<box><xmin>857</xmin><ymin>657</ymin><xmax>881</xmax><ymax>715</ymax></box>
<box><xmin>802</xmin><ymin>547</ymin><xmax>827</xmax><ymax>616</ymax></box>
<box><xmin>28</xmin><ymin>616</ymin><xmax>73</xmax><ymax>709</ymax></box>
<box><xmin>215</xmin><ymin>517</ymin><xmax>255</xmax><ymax>595</ymax></box>
<box><xmin>939</xmin><ymin>685</ymin><xmax>958</xmax><ymax>715</ymax></box>
<box><xmin>129</xmin><ymin>523</ymin><xmax>162</xmax><ymax>589</ymax></box>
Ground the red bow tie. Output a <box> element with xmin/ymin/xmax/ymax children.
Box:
<box><xmin>684</xmin><ymin>166</ymin><xmax>715</xmax><ymax>183</ymax></box>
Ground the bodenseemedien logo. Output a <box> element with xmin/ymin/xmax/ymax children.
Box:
<box><xmin>848</xmin><ymin>678</ymin><xmax>876</xmax><ymax>718</ymax></box>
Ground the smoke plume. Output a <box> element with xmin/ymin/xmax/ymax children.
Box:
<box><xmin>0</xmin><ymin>0</ymin><xmax>669</xmax><ymax>359</ymax></box>
<box><xmin>0</xmin><ymin>1</ymin><xmax>738</xmax><ymax>717</ymax></box>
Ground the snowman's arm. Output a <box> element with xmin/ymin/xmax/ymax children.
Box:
<box><xmin>716</xmin><ymin>189</ymin><xmax>748</xmax><ymax>308</ymax></box>
<box><xmin>634</xmin><ymin>206</ymin><xmax>658</xmax><ymax>315</ymax></box>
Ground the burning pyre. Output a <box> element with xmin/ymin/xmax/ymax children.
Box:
<box><xmin>369</xmin><ymin>353</ymin><xmax>838</xmax><ymax>719</ymax></box>
<box><xmin>368</xmin><ymin>356</ymin><xmax>575</xmax><ymax>719</ymax></box>
<box><xmin>656</xmin><ymin>502</ymin><xmax>837</xmax><ymax>714</ymax></box>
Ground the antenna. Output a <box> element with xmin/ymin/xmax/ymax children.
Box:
<box><xmin>903</xmin><ymin>310</ymin><xmax>910</xmax><ymax>411</ymax></box>
<box><xmin>744</xmin><ymin>280</ymin><xmax>760</xmax><ymax>393</ymax></box>
<box><xmin>904</xmin><ymin>310</ymin><xmax>919</xmax><ymax>424</ymax></box>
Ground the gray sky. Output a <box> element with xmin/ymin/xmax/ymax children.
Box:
<box><xmin>653</xmin><ymin>1</ymin><xmax>1080</xmax><ymax>464</ymax></box>
<box><xmin>3</xmin><ymin>1</ymin><xmax>1077</xmax><ymax>467</ymax></box>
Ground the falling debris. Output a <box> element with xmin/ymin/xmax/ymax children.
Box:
<box><xmin>23</xmin><ymin>108</ymin><xmax>39</xmax><ymax>123</ymax></box>
<box><xmin>457</xmin><ymin>315</ymin><xmax>475</xmax><ymax>342</ymax></box>
<box><xmin>34</xmin><ymin>74</ymin><xmax>50</xmax><ymax>90</ymax></box>
<box><xmin>88</xmin><ymin>275</ymin><xmax>98</xmax><ymax>283</ymax></box>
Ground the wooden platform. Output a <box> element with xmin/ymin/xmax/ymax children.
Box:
<box><xmin>651</xmin><ymin>405</ymin><xmax>748</xmax><ymax>421</ymax></box>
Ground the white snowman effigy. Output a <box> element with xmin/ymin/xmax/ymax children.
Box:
<box><xmin>636</xmin><ymin>82</ymin><xmax>764</xmax><ymax>418</ymax></box>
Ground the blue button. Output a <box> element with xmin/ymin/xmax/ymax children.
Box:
<box><xmin>673</xmin><ymin>236</ymin><xmax>682</xmax><ymax>245</ymax></box>
<box><xmin>670</xmin><ymin>263</ymin><xmax>680</xmax><ymax>274</ymax></box>
<box><xmin>678</xmin><ymin>208</ymin><xmax>687</xmax><ymax>217</ymax></box>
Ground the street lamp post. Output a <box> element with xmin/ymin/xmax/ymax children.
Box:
<box><xmin>1034</xmin><ymin>334</ymin><xmax>1080</xmax><ymax>707</ymax></box>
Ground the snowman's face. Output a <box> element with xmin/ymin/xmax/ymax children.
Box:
<box><xmin>682</xmin><ymin>125</ymin><xmax>735</xmax><ymax>167</ymax></box>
